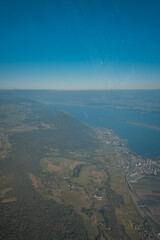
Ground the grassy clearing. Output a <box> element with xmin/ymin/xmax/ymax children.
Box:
<box><xmin>133</xmin><ymin>176</ymin><xmax>160</xmax><ymax>191</ymax></box>
<box><xmin>73</xmin><ymin>165</ymin><xmax>93</xmax><ymax>185</ymax></box>
<box><xmin>63</xmin><ymin>188</ymin><xmax>90</xmax><ymax>211</ymax></box>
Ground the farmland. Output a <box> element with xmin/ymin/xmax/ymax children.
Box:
<box><xmin>132</xmin><ymin>176</ymin><xmax>160</xmax><ymax>232</ymax></box>
<box><xmin>0</xmin><ymin>99</ymin><xmax>139</xmax><ymax>239</ymax></box>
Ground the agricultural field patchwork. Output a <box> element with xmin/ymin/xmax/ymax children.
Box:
<box><xmin>132</xmin><ymin>176</ymin><xmax>160</xmax><ymax>224</ymax></box>
<box><xmin>0</xmin><ymin>99</ymin><xmax>139</xmax><ymax>240</ymax></box>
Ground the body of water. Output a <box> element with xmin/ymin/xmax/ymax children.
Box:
<box><xmin>56</xmin><ymin>105</ymin><xmax>160</xmax><ymax>158</ymax></box>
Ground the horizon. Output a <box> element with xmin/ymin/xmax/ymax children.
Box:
<box><xmin>0</xmin><ymin>88</ymin><xmax>160</xmax><ymax>91</ymax></box>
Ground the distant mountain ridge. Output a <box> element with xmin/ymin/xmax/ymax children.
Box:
<box><xmin>0</xmin><ymin>89</ymin><xmax>160</xmax><ymax>112</ymax></box>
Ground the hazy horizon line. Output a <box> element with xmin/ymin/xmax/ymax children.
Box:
<box><xmin>0</xmin><ymin>88</ymin><xmax>160</xmax><ymax>91</ymax></box>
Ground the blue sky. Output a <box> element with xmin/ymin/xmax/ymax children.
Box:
<box><xmin>0</xmin><ymin>0</ymin><xmax>160</xmax><ymax>89</ymax></box>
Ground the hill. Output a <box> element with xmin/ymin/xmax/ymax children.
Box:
<box><xmin>0</xmin><ymin>98</ymin><xmax>139</xmax><ymax>240</ymax></box>
<box><xmin>0</xmin><ymin>99</ymin><xmax>97</xmax><ymax>240</ymax></box>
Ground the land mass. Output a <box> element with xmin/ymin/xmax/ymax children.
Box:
<box><xmin>0</xmin><ymin>98</ymin><xmax>159</xmax><ymax>240</ymax></box>
<box><xmin>0</xmin><ymin>89</ymin><xmax>160</xmax><ymax>113</ymax></box>
<box><xmin>101</xmin><ymin>116</ymin><xmax>160</xmax><ymax>131</ymax></box>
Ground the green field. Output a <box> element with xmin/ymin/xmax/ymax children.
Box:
<box><xmin>132</xmin><ymin>176</ymin><xmax>160</xmax><ymax>231</ymax></box>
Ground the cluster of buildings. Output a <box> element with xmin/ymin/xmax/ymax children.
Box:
<box><xmin>133</xmin><ymin>218</ymin><xmax>158</xmax><ymax>240</ymax></box>
<box><xmin>96</xmin><ymin>127</ymin><xmax>160</xmax><ymax>180</ymax></box>
<box><xmin>96</xmin><ymin>127</ymin><xmax>160</xmax><ymax>240</ymax></box>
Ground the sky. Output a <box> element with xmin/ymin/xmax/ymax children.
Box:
<box><xmin>0</xmin><ymin>0</ymin><xmax>160</xmax><ymax>90</ymax></box>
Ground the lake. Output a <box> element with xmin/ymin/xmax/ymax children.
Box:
<box><xmin>0</xmin><ymin>89</ymin><xmax>160</xmax><ymax>158</ymax></box>
<box><xmin>56</xmin><ymin>105</ymin><xmax>160</xmax><ymax>158</ymax></box>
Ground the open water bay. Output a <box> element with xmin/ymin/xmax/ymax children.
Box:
<box><xmin>57</xmin><ymin>105</ymin><xmax>160</xmax><ymax>158</ymax></box>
